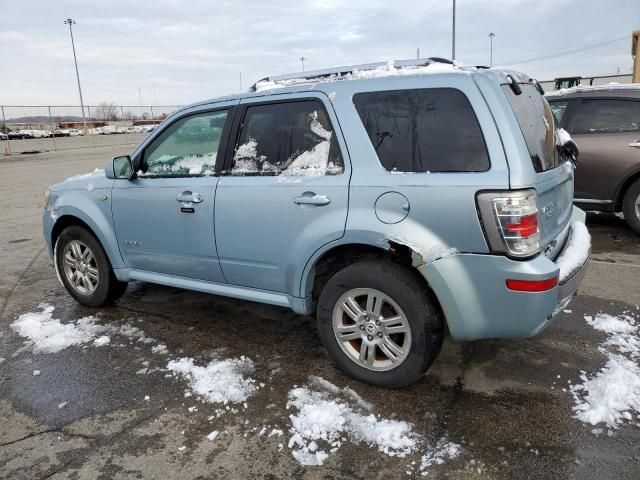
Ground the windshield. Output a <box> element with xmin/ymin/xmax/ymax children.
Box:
<box><xmin>502</xmin><ymin>83</ymin><xmax>565</xmax><ymax>172</ymax></box>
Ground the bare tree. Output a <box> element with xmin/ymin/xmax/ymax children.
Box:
<box><xmin>122</xmin><ymin>110</ymin><xmax>136</xmax><ymax>121</ymax></box>
<box><xmin>93</xmin><ymin>102</ymin><xmax>119</xmax><ymax>121</ymax></box>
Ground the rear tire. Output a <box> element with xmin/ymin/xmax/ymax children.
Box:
<box><xmin>316</xmin><ymin>259</ymin><xmax>444</xmax><ymax>388</ymax></box>
<box><xmin>55</xmin><ymin>225</ymin><xmax>128</xmax><ymax>307</ymax></box>
<box><xmin>622</xmin><ymin>179</ymin><xmax>640</xmax><ymax>235</ymax></box>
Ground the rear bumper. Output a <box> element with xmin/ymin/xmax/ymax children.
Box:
<box><xmin>419</xmin><ymin>207</ymin><xmax>589</xmax><ymax>341</ymax></box>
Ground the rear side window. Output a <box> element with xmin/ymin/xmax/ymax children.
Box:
<box><xmin>353</xmin><ymin>88</ymin><xmax>489</xmax><ymax>173</ymax></box>
<box><xmin>231</xmin><ymin>100</ymin><xmax>343</xmax><ymax>176</ymax></box>
<box><xmin>571</xmin><ymin>99</ymin><xmax>640</xmax><ymax>134</ymax></box>
<box><xmin>502</xmin><ymin>84</ymin><xmax>561</xmax><ymax>173</ymax></box>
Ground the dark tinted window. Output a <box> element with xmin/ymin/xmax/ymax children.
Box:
<box><xmin>231</xmin><ymin>100</ymin><xmax>343</xmax><ymax>176</ymax></box>
<box><xmin>353</xmin><ymin>88</ymin><xmax>489</xmax><ymax>172</ymax></box>
<box><xmin>502</xmin><ymin>84</ymin><xmax>561</xmax><ymax>172</ymax></box>
<box><xmin>572</xmin><ymin>99</ymin><xmax>640</xmax><ymax>134</ymax></box>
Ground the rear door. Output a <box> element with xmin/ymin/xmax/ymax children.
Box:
<box><xmin>214</xmin><ymin>93</ymin><xmax>350</xmax><ymax>295</ymax></box>
<box><xmin>565</xmin><ymin>97</ymin><xmax>640</xmax><ymax>202</ymax></box>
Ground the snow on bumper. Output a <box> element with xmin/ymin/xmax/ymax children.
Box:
<box><xmin>418</xmin><ymin>207</ymin><xmax>590</xmax><ymax>341</ymax></box>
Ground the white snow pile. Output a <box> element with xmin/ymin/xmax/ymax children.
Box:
<box><xmin>556</xmin><ymin>221</ymin><xmax>591</xmax><ymax>283</ymax></box>
<box><xmin>166</xmin><ymin>356</ymin><xmax>257</xmax><ymax>405</ymax></box>
<box><xmin>286</xmin><ymin>376</ymin><xmax>460</xmax><ymax>474</ymax></box>
<box><xmin>11</xmin><ymin>305</ymin><xmax>158</xmax><ymax>354</ymax></box>
<box><xmin>556</xmin><ymin>128</ymin><xmax>573</xmax><ymax>146</ymax></box>
<box><xmin>11</xmin><ymin>304</ymin><xmax>111</xmax><ymax>354</ymax></box>
<box><xmin>254</xmin><ymin>60</ymin><xmax>457</xmax><ymax>92</ymax></box>
<box><xmin>64</xmin><ymin>168</ymin><xmax>105</xmax><ymax>182</ymax></box>
<box><xmin>143</xmin><ymin>153</ymin><xmax>216</xmax><ymax>175</ymax></box>
<box><xmin>570</xmin><ymin>312</ymin><xmax>640</xmax><ymax>429</ymax></box>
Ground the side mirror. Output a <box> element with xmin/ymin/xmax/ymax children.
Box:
<box><xmin>112</xmin><ymin>155</ymin><xmax>136</xmax><ymax>180</ymax></box>
<box><xmin>563</xmin><ymin>139</ymin><xmax>579</xmax><ymax>168</ymax></box>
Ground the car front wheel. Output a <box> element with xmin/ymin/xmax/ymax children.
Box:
<box><xmin>55</xmin><ymin>225</ymin><xmax>128</xmax><ymax>307</ymax></box>
<box><xmin>317</xmin><ymin>259</ymin><xmax>444</xmax><ymax>388</ymax></box>
<box><xmin>622</xmin><ymin>178</ymin><xmax>640</xmax><ymax>235</ymax></box>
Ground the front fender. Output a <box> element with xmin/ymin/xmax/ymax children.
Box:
<box><xmin>48</xmin><ymin>189</ymin><xmax>125</xmax><ymax>269</ymax></box>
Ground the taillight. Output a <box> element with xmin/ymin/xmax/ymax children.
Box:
<box><xmin>476</xmin><ymin>189</ymin><xmax>540</xmax><ymax>258</ymax></box>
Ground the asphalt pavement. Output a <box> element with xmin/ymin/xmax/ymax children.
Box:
<box><xmin>0</xmin><ymin>145</ymin><xmax>639</xmax><ymax>479</ymax></box>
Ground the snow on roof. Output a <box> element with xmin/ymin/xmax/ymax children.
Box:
<box><xmin>545</xmin><ymin>82</ymin><xmax>640</xmax><ymax>97</ymax></box>
<box><xmin>253</xmin><ymin>59</ymin><xmax>464</xmax><ymax>92</ymax></box>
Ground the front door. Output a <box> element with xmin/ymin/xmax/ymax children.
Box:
<box><xmin>214</xmin><ymin>95</ymin><xmax>350</xmax><ymax>295</ymax></box>
<box><xmin>112</xmin><ymin>107</ymin><xmax>233</xmax><ymax>283</ymax></box>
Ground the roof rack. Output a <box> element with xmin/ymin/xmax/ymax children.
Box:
<box><xmin>250</xmin><ymin>57</ymin><xmax>454</xmax><ymax>92</ymax></box>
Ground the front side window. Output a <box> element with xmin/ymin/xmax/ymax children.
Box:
<box><xmin>353</xmin><ymin>88</ymin><xmax>490</xmax><ymax>173</ymax></box>
<box><xmin>571</xmin><ymin>99</ymin><xmax>640</xmax><ymax>134</ymax></box>
<box><xmin>231</xmin><ymin>100</ymin><xmax>343</xmax><ymax>176</ymax></box>
<box><xmin>142</xmin><ymin>110</ymin><xmax>228</xmax><ymax>176</ymax></box>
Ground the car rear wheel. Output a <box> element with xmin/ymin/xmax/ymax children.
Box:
<box><xmin>316</xmin><ymin>259</ymin><xmax>444</xmax><ymax>388</ymax></box>
<box><xmin>622</xmin><ymin>179</ymin><xmax>640</xmax><ymax>235</ymax></box>
<box><xmin>55</xmin><ymin>225</ymin><xmax>128</xmax><ymax>307</ymax></box>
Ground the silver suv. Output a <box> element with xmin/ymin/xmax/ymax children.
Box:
<box><xmin>43</xmin><ymin>59</ymin><xmax>590</xmax><ymax>387</ymax></box>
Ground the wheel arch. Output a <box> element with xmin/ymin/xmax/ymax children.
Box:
<box><xmin>51</xmin><ymin>212</ymin><xmax>124</xmax><ymax>270</ymax></box>
<box><xmin>302</xmin><ymin>240</ymin><xmax>446</xmax><ymax>323</ymax></box>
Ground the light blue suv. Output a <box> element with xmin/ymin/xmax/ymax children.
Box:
<box><xmin>43</xmin><ymin>59</ymin><xmax>590</xmax><ymax>387</ymax></box>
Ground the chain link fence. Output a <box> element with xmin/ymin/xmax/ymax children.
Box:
<box><xmin>1</xmin><ymin>104</ymin><xmax>181</xmax><ymax>156</ymax></box>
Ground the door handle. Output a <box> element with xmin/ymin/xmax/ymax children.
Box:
<box><xmin>629</xmin><ymin>141</ymin><xmax>640</xmax><ymax>149</ymax></box>
<box><xmin>293</xmin><ymin>192</ymin><xmax>331</xmax><ymax>206</ymax></box>
<box><xmin>176</xmin><ymin>191</ymin><xmax>204</xmax><ymax>203</ymax></box>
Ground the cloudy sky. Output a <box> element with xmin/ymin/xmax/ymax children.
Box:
<box><xmin>0</xmin><ymin>0</ymin><xmax>637</xmax><ymax>108</ymax></box>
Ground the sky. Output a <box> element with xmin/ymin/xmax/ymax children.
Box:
<box><xmin>0</xmin><ymin>0</ymin><xmax>638</xmax><ymax>109</ymax></box>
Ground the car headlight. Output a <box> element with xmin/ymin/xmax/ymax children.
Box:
<box><xmin>43</xmin><ymin>189</ymin><xmax>51</xmax><ymax>209</ymax></box>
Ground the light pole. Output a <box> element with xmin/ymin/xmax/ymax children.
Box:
<box><xmin>489</xmin><ymin>32</ymin><xmax>495</xmax><ymax>67</ymax></box>
<box><xmin>300</xmin><ymin>56</ymin><xmax>306</xmax><ymax>72</ymax></box>
<box><xmin>64</xmin><ymin>18</ymin><xmax>87</xmax><ymax>133</ymax></box>
<box><xmin>451</xmin><ymin>0</ymin><xmax>456</xmax><ymax>61</ymax></box>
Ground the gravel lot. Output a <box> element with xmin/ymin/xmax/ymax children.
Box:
<box><xmin>1</xmin><ymin>144</ymin><xmax>639</xmax><ymax>479</ymax></box>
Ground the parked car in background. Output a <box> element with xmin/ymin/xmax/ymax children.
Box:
<box><xmin>54</xmin><ymin>129</ymin><xmax>71</xmax><ymax>137</ymax></box>
<box><xmin>69</xmin><ymin>128</ymin><xmax>83</xmax><ymax>136</ymax></box>
<box><xmin>547</xmin><ymin>85</ymin><xmax>640</xmax><ymax>233</ymax></box>
<box><xmin>0</xmin><ymin>131</ymin><xmax>7</xmax><ymax>140</ymax></box>
<box><xmin>9</xmin><ymin>130</ymin><xmax>30</xmax><ymax>139</ymax></box>
<box><xmin>43</xmin><ymin>59</ymin><xmax>590</xmax><ymax>387</ymax></box>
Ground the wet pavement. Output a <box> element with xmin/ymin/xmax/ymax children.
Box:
<box><xmin>1</xmin><ymin>147</ymin><xmax>639</xmax><ymax>479</ymax></box>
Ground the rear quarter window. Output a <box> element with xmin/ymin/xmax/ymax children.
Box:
<box><xmin>502</xmin><ymin>84</ymin><xmax>562</xmax><ymax>173</ymax></box>
<box><xmin>353</xmin><ymin>88</ymin><xmax>490</xmax><ymax>173</ymax></box>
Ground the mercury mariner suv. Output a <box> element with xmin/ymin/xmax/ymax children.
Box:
<box><xmin>43</xmin><ymin>59</ymin><xmax>590</xmax><ymax>387</ymax></box>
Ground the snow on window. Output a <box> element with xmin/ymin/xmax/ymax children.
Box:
<box><xmin>570</xmin><ymin>312</ymin><xmax>640</xmax><ymax>430</ymax></box>
<box><xmin>286</xmin><ymin>376</ymin><xmax>460</xmax><ymax>474</ymax></box>
<box><xmin>143</xmin><ymin>152</ymin><xmax>217</xmax><ymax>176</ymax></box>
<box><xmin>231</xmin><ymin>138</ymin><xmax>267</xmax><ymax>174</ymax></box>
<box><xmin>557</xmin><ymin>221</ymin><xmax>591</xmax><ymax>283</ymax></box>
<box><xmin>167</xmin><ymin>356</ymin><xmax>257</xmax><ymax>404</ymax></box>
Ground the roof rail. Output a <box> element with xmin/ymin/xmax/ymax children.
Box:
<box><xmin>250</xmin><ymin>57</ymin><xmax>454</xmax><ymax>91</ymax></box>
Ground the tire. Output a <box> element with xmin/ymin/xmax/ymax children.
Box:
<box><xmin>622</xmin><ymin>179</ymin><xmax>640</xmax><ymax>235</ymax></box>
<box><xmin>316</xmin><ymin>259</ymin><xmax>444</xmax><ymax>388</ymax></box>
<box><xmin>55</xmin><ymin>225</ymin><xmax>128</xmax><ymax>307</ymax></box>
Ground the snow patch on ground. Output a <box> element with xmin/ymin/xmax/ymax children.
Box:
<box><xmin>11</xmin><ymin>305</ymin><xmax>159</xmax><ymax>354</ymax></box>
<box><xmin>167</xmin><ymin>356</ymin><xmax>257</xmax><ymax>405</ymax></box>
<box><xmin>557</xmin><ymin>221</ymin><xmax>591</xmax><ymax>283</ymax></box>
<box><xmin>286</xmin><ymin>376</ymin><xmax>460</xmax><ymax>474</ymax></box>
<box><xmin>571</xmin><ymin>312</ymin><xmax>640</xmax><ymax>429</ymax></box>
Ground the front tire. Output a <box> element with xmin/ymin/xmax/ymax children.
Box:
<box><xmin>622</xmin><ymin>179</ymin><xmax>640</xmax><ymax>235</ymax></box>
<box><xmin>316</xmin><ymin>259</ymin><xmax>444</xmax><ymax>388</ymax></box>
<box><xmin>55</xmin><ymin>225</ymin><xmax>128</xmax><ymax>307</ymax></box>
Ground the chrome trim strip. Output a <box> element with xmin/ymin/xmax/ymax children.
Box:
<box><xmin>574</xmin><ymin>198</ymin><xmax>612</xmax><ymax>204</ymax></box>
